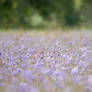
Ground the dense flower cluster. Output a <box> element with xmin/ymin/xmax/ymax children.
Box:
<box><xmin>0</xmin><ymin>31</ymin><xmax>92</xmax><ymax>92</ymax></box>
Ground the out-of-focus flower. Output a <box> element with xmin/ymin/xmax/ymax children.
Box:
<box><xmin>88</xmin><ymin>75</ymin><xmax>92</xmax><ymax>86</ymax></box>
<box><xmin>71</xmin><ymin>67</ymin><xmax>79</xmax><ymax>75</ymax></box>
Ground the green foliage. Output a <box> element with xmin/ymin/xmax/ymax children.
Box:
<box><xmin>0</xmin><ymin>0</ymin><xmax>90</xmax><ymax>28</ymax></box>
<box><xmin>80</xmin><ymin>0</ymin><xmax>91</xmax><ymax>25</ymax></box>
<box><xmin>61</xmin><ymin>0</ymin><xmax>79</xmax><ymax>26</ymax></box>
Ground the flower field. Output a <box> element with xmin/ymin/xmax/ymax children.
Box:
<box><xmin>0</xmin><ymin>31</ymin><xmax>92</xmax><ymax>92</ymax></box>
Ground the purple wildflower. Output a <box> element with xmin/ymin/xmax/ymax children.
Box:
<box><xmin>71</xmin><ymin>67</ymin><xmax>79</xmax><ymax>75</ymax></box>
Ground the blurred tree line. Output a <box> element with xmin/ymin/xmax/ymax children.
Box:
<box><xmin>0</xmin><ymin>0</ymin><xmax>91</xmax><ymax>28</ymax></box>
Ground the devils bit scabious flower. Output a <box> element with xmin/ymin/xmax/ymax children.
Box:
<box><xmin>0</xmin><ymin>32</ymin><xmax>92</xmax><ymax>92</ymax></box>
<box><xmin>88</xmin><ymin>75</ymin><xmax>92</xmax><ymax>86</ymax></box>
<box><xmin>0</xmin><ymin>52</ymin><xmax>2</xmax><ymax>55</ymax></box>
<box><xmin>71</xmin><ymin>67</ymin><xmax>79</xmax><ymax>75</ymax></box>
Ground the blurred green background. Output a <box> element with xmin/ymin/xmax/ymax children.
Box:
<box><xmin>0</xmin><ymin>0</ymin><xmax>91</xmax><ymax>29</ymax></box>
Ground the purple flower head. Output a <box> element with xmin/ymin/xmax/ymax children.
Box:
<box><xmin>88</xmin><ymin>75</ymin><xmax>92</xmax><ymax>86</ymax></box>
<box><xmin>12</xmin><ymin>68</ymin><xmax>21</xmax><ymax>76</ymax></box>
<box><xmin>30</xmin><ymin>86</ymin><xmax>39</xmax><ymax>92</ymax></box>
<box><xmin>74</xmin><ymin>75</ymin><xmax>82</xmax><ymax>84</ymax></box>
<box><xmin>20</xmin><ymin>82</ymin><xmax>28</xmax><ymax>92</ymax></box>
<box><xmin>63</xmin><ymin>54</ymin><xmax>70</xmax><ymax>59</ymax></box>
<box><xmin>79</xmin><ymin>60</ymin><xmax>87</xmax><ymax>67</ymax></box>
<box><xmin>71</xmin><ymin>67</ymin><xmax>79</xmax><ymax>75</ymax></box>
<box><xmin>0</xmin><ymin>52</ymin><xmax>2</xmax><ymax>55</ymax></box>
<box><xmin>55</xmin><ymin>81</ymin><xmax>64</xmax><ymax>88</ymax></box>
<box><xmin>22</xmin><ymin>70</ymin><xmax>35</xmax><ymax>81</ymax></box>
<box><xmin>83</xmin><ymin>41</ymin><xmax>89</xmax><ymax>46</ymax></box>
<box><xmin>8</xmin><ymin>62</ymin><xmax>13</xmax><ymax>66</ymax></box>
<box><xmin>40</xmin><ymin>68</ymin><xmax>52</xmax><ymax>75</ymax></box>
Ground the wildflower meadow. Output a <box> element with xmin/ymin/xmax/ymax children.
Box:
<box><xmin>0</xmin><ymin>30</ymin><xmax>92</xmax><ymax>92</ymax></box>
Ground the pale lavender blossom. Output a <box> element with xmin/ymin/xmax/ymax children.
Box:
<box><xmin>71</xmin><ymin>67</ymin><xmax>79</xmax><ymax>75</ymax></box>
